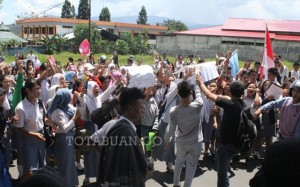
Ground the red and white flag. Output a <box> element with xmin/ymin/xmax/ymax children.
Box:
<box><xmin>79</xmin><ymin>39</ymin><xmax>90</xmax><ymax>57</ymax></box>
<box><xmin>260</xmin><ymin>25</ymin><xmax>274</xmax><ymax>80</ymax></box>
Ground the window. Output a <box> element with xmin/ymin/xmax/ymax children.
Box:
<box><xmin>148</xmin><ymin>34</ymin><xmax>156</xmax><ymax>40</ymax></box>
<box><xmin>24</xmin><ymin>28</ymin><xmax>29</xmax><ymax>34</ymax></box>
<box><xmin>62</xmin><ymin>25</ymin><xmax>73</xmax><ymax>29</ymax></box>
<box><xmin>222</xmin><ymin>41</ymin><xmax>238</xmax><ymax>45</ymax></box>
<box><xmin>42</xmin><ymin>27</ymin><xmax>46</xmax><ymax>34</ymax></box>
<box><xmin>239</xmin><ymin>41</ymin><xmax>254</xmax><ymax>46</ymax></box>
<box><xmin>49</xmin><ymin>27</ymin><xmax>54</xmax><ymax>35</ymax></box>
<box><xmin>256</xmin><ymin>43</ymin><xmax>264</xmax><ymax>46</ymax></box>
<box><xmin>35</xmin><ymin>27</ymin><xmax>39</xmax><ymax>34</ymax></box>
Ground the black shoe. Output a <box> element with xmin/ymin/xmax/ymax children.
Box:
<box><xmin>245</xmin><ymin>158</ymin><xmax>251</xmax><ymax>166</ymax></box>
<box><xmin>148</xmin><ymin>163</ymin><xmax>154</xmax><ymax>171</ymax></box>
<box><xmin>166</xmin><ymin>167</ymin><xmax>174</xmax><ymax>174</ymax></box>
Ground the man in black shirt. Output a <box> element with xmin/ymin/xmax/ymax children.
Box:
<box><xmin>197</xmin><ymin>74</ymin><xmax>245</xmax><ymax>187</ymax></box>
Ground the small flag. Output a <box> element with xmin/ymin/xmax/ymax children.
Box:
<box><xmin>260</xmin><ymin>25</ymin><xmax>274</xmax><ymax>80</ymax></box>
<box><xmin>229</xmin><ymin>49</ymin><xmax>239</xmax><ymax>78</ymax></box>
<box><xmin>49</xmin><ymin>55</ymin><xmax>55</xmax><ymax>65</ymax></box>
<box><xmin>79</xmin><ymin>39</ymin><xmax>90</xmax><ymax>57</ymax></box>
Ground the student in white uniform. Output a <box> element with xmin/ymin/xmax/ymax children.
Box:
<box><xmin>14</xmin><ymin>78</ymin><xmax>46</xmax><ymax>180</ymax></box>
<box><xmin>47</xmin><ymin>88</ymin><xmax>81</xmax><ymax>187</ymax></box>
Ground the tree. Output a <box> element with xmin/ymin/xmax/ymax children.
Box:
<box><xmin>99</xmin><ymin>7</ymin><xmax>111</xmax><ymax>21</ymax></box>
<box><xmin>71</xmin><ymin>5</ymin><xmax>76</xmax><ymax>18</ymax></box>
<box><xmin>158</xmin><ymin>19</ymin><xmax>188</xmax><ymax>31</ymax></box>
<box><xmin>61</xmin><ymin>0</ymin><xmax>73</xmax><ymax>18</ymax></box>
<box><xmin>73</xmin><ymin>23</ymin><xmax>102</xmax><ymax>53</ymax></box>
<box><xmin>137</xmin><ymin>6</ymin><xmax>147</xmax><ymax>25</ymax></box>
<box><xmin>77</xmin><ymin>0</ymin><xmax>89</xmax><ymax>20</ymax></box>
<box><xmin>41</xmin><ymin>34</ymin><xmax>67</xmax><ymax>54</ymax></box>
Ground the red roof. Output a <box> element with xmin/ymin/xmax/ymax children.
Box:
<box><xmin>177</xmin><ymin>26</ymin><xmax>274</xmax><ymax>38</ymax></box>
<box><xmin>176</xmin><ymin>18</ymin><xmax>300</xmax><ymax>42</ymax></box>
<box><xmin>223</xmin><ymin>18</ymin><xmax>300</xmax><ymax>33</ymax></box>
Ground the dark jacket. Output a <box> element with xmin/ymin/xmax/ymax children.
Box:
<box><xmin>98</xmin><ymin>119</ymin><xmax>148</xmax><ymax>187</ymax></box>
<box><xmin>91</xmin><ymin>98</ymin><xmax>119</xmax><ymax>129</ymax></box>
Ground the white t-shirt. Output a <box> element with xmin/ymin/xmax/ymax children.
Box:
<box><xmin>291</xmin><ymin>70</ymin><xmax>300</xmax><ymax>80</ymax></box>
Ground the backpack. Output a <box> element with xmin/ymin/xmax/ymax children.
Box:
<box><xmin>37</xmin><ymin>100</ymin><xmax>55</xmax><ymax>148</ymax></box>
<box><xmin>233</xmin><ymin>100</ymin><xmax>257</xmax><ymax>154</ymax></box>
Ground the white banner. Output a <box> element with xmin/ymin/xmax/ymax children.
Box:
<box><xmin>127</xmin><ymin>65</ymin><xmax>156</xmax><ymax>89</ymax></box>
<box><xmin>173</xmin><ymin>62</ymin><xmax>219</xmax><ymax>82</ymax></box>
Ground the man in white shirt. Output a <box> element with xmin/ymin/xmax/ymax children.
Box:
<box><xmin>33</xmin><ymin>56</ymin><xmax>41</xmax><ymax>69</ymax></box>
<box><xmin>274</xmin><ymin>59</ymin><xmax>289</xmax><ymax>84</ymax></box>
<box><xmin>291</xmin><ymin>62</ymin><xmax>300</xmax><ymax>80</ymax></box>
<box><xmin>27</xmin><ymin>50</ymin><xmax>35</xmax><ymax>62</ymax></box>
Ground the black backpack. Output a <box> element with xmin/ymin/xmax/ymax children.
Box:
<box><xmin>233</xmin><ymin>101</ymin><xmax>257</xmax><ymax>154</ymax></box>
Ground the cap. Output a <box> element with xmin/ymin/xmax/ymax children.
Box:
<box><xmin>291</xmin><ymin>80</ymin><xmax>300</xmax><ymax>90</ymax></box>
<box><xmin>130</xmin><ymin>55</ymin><xmax>134</xmax><ymax>59</ymax></box>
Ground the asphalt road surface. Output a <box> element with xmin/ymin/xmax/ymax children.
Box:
<box><xmin>9</xmin><ymin>152</ymin><xmax>260</xmax><ymax>187</ymax></box>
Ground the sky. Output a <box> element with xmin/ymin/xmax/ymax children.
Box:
<box><xmin>1</xmin><ymin>0</ymin><xmax>300</xmax><ymax>26</ymax></box>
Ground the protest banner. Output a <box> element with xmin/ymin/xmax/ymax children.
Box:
<box><xmin>127</xmin><ymin>65</ymin><xmax>156</xmax><ymax>89</ymax></box>
<box><xmin>173</xmin><ymin>62</ymin><xmax>219</xmax><ymax>82</ymax></box>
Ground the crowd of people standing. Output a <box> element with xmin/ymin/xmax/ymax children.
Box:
<box><xmin>0</xmin><ymin>50</ymin><xmax>300</xmax><ymax>187</ymax></box>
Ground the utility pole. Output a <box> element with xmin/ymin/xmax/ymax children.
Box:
<box><xmin>88</xmin><ymin>0</ymin><xmax>91</xmax><ymax>45</ymax></box>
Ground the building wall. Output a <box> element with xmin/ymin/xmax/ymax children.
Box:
<box><xmin>156</xmin><ymin>35</ymin><xmax>300</xmax><ymax>62</ymax></box>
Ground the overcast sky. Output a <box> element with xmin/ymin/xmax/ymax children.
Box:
<box><xmin>1</xmin><ymin>0</ymin><xmax>300</xmax><ymax>26</ymax></box>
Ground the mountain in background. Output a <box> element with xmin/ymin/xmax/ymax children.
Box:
<box><xmin>9</xmin><ymin>15</ymin><xmax>212</xmax><ymax>33</ymax></box>
<box><xmin>93</xmin><ymin>15</ymin><xmax>212</xmax><ymax>29</ymax></box>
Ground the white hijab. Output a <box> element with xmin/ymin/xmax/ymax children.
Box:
<box><xmin>46</xmin><ymin>85</ymin><xmax>60</xmax><ymax>109</ymax></box>
<box><xmin>85</xmin><ymin>81</ymin><xmax>101</xmax><ymax>114</ymax></box>
<box><xmin>51</xmin><ymin>73</ymin><xmax>64</xmax><ymax>87</ymax></box>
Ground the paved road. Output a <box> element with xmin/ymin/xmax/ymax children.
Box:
<box><xmin>9</xmin><ymin>153</ymin><xmax>260</xmax><ymax>187</ymax></box>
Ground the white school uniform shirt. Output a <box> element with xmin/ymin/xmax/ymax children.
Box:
<box><xmin>14</xmin><ymin>98</ymin><xmax>44</xmax><ymax>132</ymax></box>
<box><xmin>291</xmin><ymin>70</ymin><xmax>300</xmax><ymax>80</ymax></box>
<box><xmin>278</xmin><ymin>66</ymin><xmax>289</xmax><ymax>80</ymax></box>
<box><xmin>27</xmin><ymin>54</ymin><xmax>35</xmax><ymax>61</ymax></box>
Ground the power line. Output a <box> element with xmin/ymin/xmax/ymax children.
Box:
<box><xmin>35</xmin><ymin>1</ymin><xmax>65</xmax><ymax>17</ymax></box>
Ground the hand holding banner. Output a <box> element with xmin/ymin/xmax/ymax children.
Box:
<box><xmin>79</xmin><ymin>39</ymin><xmax>90</xmax><ymax>57</ymax></box>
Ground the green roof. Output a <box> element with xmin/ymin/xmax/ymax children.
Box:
<box><xmin>0</xmin><ymin>24</ymin><xmax>28</xmax><ymax>43</ymax></box>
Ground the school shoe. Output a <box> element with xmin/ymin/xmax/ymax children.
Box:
<box><xmin>83</xmin><ymin>178</ymin><xmax>90</xmax><ymax>185</ymax></box>
<box><xmin>245</xmin><ymin>158</ymin><xmax>251</xmax><ymax>166</ymax></box>
<box><xmin>166</xmin><ymin>166</ymin><xmax>174</xmax><ymax>174</ymax></box>
<box><xmin>76</xmin><ymin>162</ymin><xmax>84</xmax><ymax>172</ymax></box>
<box><xmin>252</xmin><ymin>152</ymin><xmax>260</xmax><ymax>159</ymax></box>
<box><xmin>148</xmin><ymin>163</ymin><xmax>154</xmax><ymax>171</ymax></box>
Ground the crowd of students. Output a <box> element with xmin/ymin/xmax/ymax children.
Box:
<box><xmin>0</xmin><ymin>50</ymin><xmax>300</xmax><ymax>187</ymax></box>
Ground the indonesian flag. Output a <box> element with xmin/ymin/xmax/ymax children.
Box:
<box><xmin>79</xmin><ymin>39</ymin><xmax>90</xmax><ymax>57</ymax></box>
<box><xmin>260</xmin><ymin>25</ymin><xmax>274</xmax><ymax>80</ymax></box>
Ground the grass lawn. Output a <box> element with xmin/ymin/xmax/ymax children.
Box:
<box><xmin>3</xmin><ymin>51</ymin><xmax>295</xmax><ymax>71</ymax></box>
